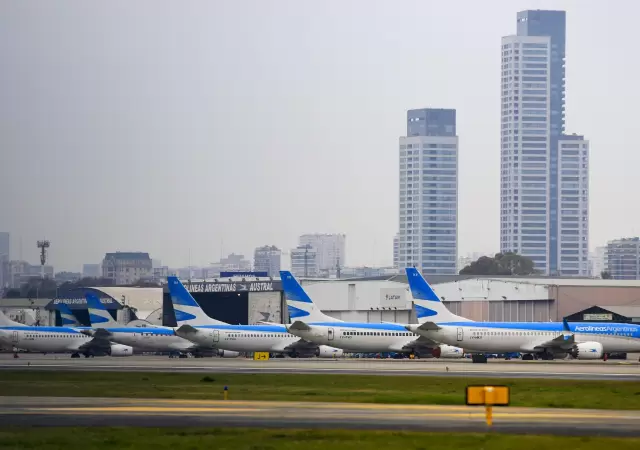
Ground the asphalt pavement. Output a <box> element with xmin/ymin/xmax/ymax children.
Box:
<box><xmin>0</xmin><ymin>354</ymin><xmax>639</xmax><ymax>380</ymax></box>
<box><xmin>1</xmin><ymin>396</ymin><xmax>639</xmax><ymax>437</ymax></box>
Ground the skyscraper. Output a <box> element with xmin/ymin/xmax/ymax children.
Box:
<box><xmin>253</xmin><ymin>245</ymin><xmax>282</xmax><ymax>277</ymax></box>
<box><xmin>298</xmin><ymin>234</ymin><xmax>345</xmax><ymax>271</ymax></box>
<box><xmin>398</xmin><ymin>108</ymin><xmax>458</xmax><ymax>275</ymax></box>
<box><xmin>500</xmin><ymin>10</ymin><xmax>589</xmax><ymax>276</ymax></box>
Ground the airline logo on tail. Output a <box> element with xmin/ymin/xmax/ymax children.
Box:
<box><xmin>405</xmin><ymin>268</ymin><xmax>471</xmax><ymax>323</ymax></box>
<box><xmin>85</xmin><ymin>293</ymin><xmax>119</xmax><ymax>327</ymax></box>
<box><xmin>56</xmin><ymin>303</ymin><xmax>80</xmax><ymax>326</ymax></box>
<box><xmin>167</xmin><ymin>276</ymin><xmax>226</xmax><ymax>326</ymax></box>
<box><xmin>279</xmin><ymin>271</ymin><xmax>341</xmax><ymax>323</ymax></box>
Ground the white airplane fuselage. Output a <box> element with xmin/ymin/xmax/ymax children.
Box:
<box><xmin>0</xmin><ymin>327</ymin><xmax>92</xmax><ymax>353</ymax></box>
<box><xmin>414</xmin><ymin>322</ymin><xmax>640</xmax><ymax>353</ymax></box>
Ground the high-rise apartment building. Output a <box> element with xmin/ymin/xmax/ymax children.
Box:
<box><xmin>298</xmin><ymin>234</ymin><xmax>345</xmax><ymax>271</ymax></box>
<box><xmin>500</xmin><ymin>10</ymin><xmax>589</xmax><ymax>276</ymax></box>
<box><xmin>0</xmin><ymin>232</ymin><xmax>8</xmax><ymax>289</ymax></box>
<box><xmin>398</xmin><ymin>108</ymin><xmax>458</xmax><ymax>275</ymax></box>
<box><xmin>606</xmin><ymin>238</ymin><xmax>640</xmax><ymax>280</ymax></box>
<box><xmin>253</xmin><ymin>245</ymin><xmax>282</xmax><ymax>277</ymax></box>
<box><xmin>393</xmin><ymin>234</ymin><xmax>399</xmax><ymax>269</ymax></box>
<box><xmin>290</xmin><ymin>244</ymin><xmax>318</xmax><ymax>277</ymax></box>
<box><xmin>102</xmin><ymin>252</ymin><xmax>152</xmax><ymax>285</ymax></box>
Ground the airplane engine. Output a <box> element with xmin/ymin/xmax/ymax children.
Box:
<box><xmin>570</xmin><ymin>342</ymin><xmax>603</xmax><ymax>360</ymax></box>
<box><xmin>109</xmin><ymin>344</ymin><xmax>134</xmax><ymax>357</ymax></box>
<box><xmin>218</xmin><ymin>350</ymin><xmax>240</xmax><ymax>358</ymax></box>
<box><xmin>315</xmin><ymin>345</ymin><xmax>344</xmax><ymax>358</ymax></box>
<box><xmin>431</xmin><ymin>344</ymin><xmax>464</xmax><ymax>359</ymax></box>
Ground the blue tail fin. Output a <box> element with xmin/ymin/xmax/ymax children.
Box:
<box><xmin>85</xmin><ymin>293</ymin><xmax>119</xmax><ymax>327</ymax></box>
<box><xmin>56</xmin><ymin>303</ymin><xmax>80</xmax><ymax>326</ymax></box>
<box><xmin>167</xmin><ymin>276</ymin><xmax>227</xmax><ymax>326</ymax></box>
<box><xmin>405</xmin><ymin>268</ymin><xmax>471</xmax><ymax>323</ymax></box>
<box><xmin>279</xmin><ymin>271</ymin><xmax>341</xmax><ymax>323</ymax></box>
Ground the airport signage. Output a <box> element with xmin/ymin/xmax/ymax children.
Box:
<box><xmin>583</xmin><ymin>313</ymin><xmax>613</xmax><ymax>321</ymax></box>
<box><xmin>220</xmin><ymin>271</ymin><xmax>268</xmax><ymax>278</ymax></box>
<box><xmin>46</xmin><ymin>296</ymin><xmax>119</xmax><ymax>310</ymax></box>
<box><xmin>380</xmin><ymin>288</ymin><xmax>407</xmax><ymax>308</ymax></box>
<box><xmin>184</xmin><ymin>280</ymin><xmax>282</xmax><ymax>293</ymax></box>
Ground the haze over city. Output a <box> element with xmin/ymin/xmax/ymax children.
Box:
<box><xmin>1</xmin><ymin>0</ymin><xmax>639</xmax><ymax>272</ymax></box>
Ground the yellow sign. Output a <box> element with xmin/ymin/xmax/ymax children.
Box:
<box><xmin>253</xmin><ymin>352</ymin><xmax>270</xmax><ymax>360</ymax></box>
<box><xmin>466</xmin><ymin>385</ymin><xmax>510</xmax><ymax>426</ymax></box>
<box><xmin>466</xmin><ymin>385</ymin><xmax>510</xmax><ymax>406</ymax></box>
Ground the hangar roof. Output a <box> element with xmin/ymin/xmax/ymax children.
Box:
<box><xmin>327</xmin><ymin>274</ymin><xmax>640</xmax><ymax>288</ymax></box>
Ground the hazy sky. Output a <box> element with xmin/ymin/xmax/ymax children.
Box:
<box><xmin>2</xmin><ymin>1</ymin><xmax>639</xmax><ymax>272</ymax></box>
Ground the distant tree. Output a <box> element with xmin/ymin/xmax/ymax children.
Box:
<box><xmin>459</xmin><ymin>252</ymin><xmax>536</xmax><ymax>276</ymax></box>
<box><xmin>601</xmin><ymin>270</ymin><xmax>612</xmax><ymax>279</ymax></box>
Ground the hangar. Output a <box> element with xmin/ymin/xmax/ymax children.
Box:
<box><xmin>4</xmin><ymin>275</ymin><xmax>640</xmax><ymax>326</ymax></box>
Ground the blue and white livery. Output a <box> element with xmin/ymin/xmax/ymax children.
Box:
<box><xmin>169</xmin><ymin>276</ymin><xmax>343</xmax><ymax>358</ymax></box>
<box><xmin>83</xmin><ymin>293</ymin><xmax>199</xmax><ymax>355</ymax></box>
<box><xmin>404</xmin><ymin>267</ymin><xmax>640</xmax><ymax>361</ymax></box>
<box><xmin>0</xmin><ymin>309</ymin><xmax>133</xmax><ymax>357</ymax></box>
<box><xmin>56</xmin><ymin>303</ymin><xmax>81</xmax><ymax>327</ymax></box>
<box><xmin>281</xmin><ymin>271</ymin><xmax>464</xmax><ymax>358</ymax></box>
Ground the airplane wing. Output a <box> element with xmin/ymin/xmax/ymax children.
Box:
<box><xmin>70</xmin><ymin>335</ymin><xmax>113</xmax><ymax>354</ymax></box>
<box><xmin>528</xmin><ymin>334</ymin><xmax>575</xmax><ymax>352</ymax></box>
<box><xmin>88</xmin><ymin>328</ymin><xmax>114</xmax><ymax>340</ymax></box>
<box><xmin>399</xmin><ymin>335</ymin><xmax>440</xmax><ymax>352</ymax></box>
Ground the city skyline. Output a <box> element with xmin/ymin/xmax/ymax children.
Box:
<box><xmin>1</xmin><ymin>1</ymin><xmax>637</xmax><ymax>272</ymax></box>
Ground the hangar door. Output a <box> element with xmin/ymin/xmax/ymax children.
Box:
<box><xmin>248</xmin><ymin>292</ymin><xmax>283</xmax><ymax>324</ymax></box>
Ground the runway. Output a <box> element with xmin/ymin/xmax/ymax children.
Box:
<box><xmin>1</xmin><ymin>354</ymin><xmax>639</xmax><ymax>380</ymax></box>
<box><xmin>1</xmin><ymin>396</ymin><xmax>639</xmax><ymax>437</ymax></box>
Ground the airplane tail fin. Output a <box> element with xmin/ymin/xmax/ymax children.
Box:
<box><xmin>167</xmin><ymin>276</ymin><xmax>227</xmax><ymax>326</ymax></box>
<box><xmin>0</xmin><ymin>309</ymin><xmax>23</xmax><ymax>327</ymax></box>
<box><xmin>279</xmin><ymin>271</ymin><xmax>341</xmax><ymax>323</ymax></box>
<box><xmin>56</xmin><ymin>303</ymin><xmax>80</xmax><ymax>326</ymax></box>
<box><xmin>85</xmin><ymin>293</ymin><xmax>120</xmax><ymax>327</ymax></box>
<box><xmin>405</xmin><ymin>268</ymin><xmax>472</xmax><ymax>323</ymax></box>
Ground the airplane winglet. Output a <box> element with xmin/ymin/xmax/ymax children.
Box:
<box><xmin>562</xmin><ymin>318</ymin><xmax>571</xmax><ymax>332</ymax></box>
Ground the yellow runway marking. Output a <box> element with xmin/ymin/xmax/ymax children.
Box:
<box><xmin>30</xmin><ymin>407</ymin><xmax>261</xmax><ymax>413</ymax></box>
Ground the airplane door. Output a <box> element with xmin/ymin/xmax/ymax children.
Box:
<box><xmin>328</xmin><ymin>328</ymin><xmax>334</xmax><ymax>341</ymax></box>
<box><xmin>213</xmin><ymin>330</ymin><xmax>219</xmax><ymax>343</ymax></box>
<box><xmin>456</xmin><ymin>327</ymin><xmax>463</xmax><ymax>342</ymax></box>
<box><xmin>11</xmin><ymin>331</ymin><xmax>18</xmax><ymax>344</ymax></box>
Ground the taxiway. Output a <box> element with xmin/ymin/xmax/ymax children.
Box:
<box><xmin>1</xmin><ymin>396</ymin><xmax>639</xmax><ymax>437</ymax></box>
<box><xmin>0</xmin><ymin>354</ymin><xmax>639</xmax><ymax>380</ymax></box>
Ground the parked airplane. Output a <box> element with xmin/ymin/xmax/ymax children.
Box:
<box><xmin>169</xmin><ymin>276</ymin><xmax>343</xmax><ymax>358</ymax></box>
<box><xmin>56</xmin><ymin>303</ymin><xmax>81</xmax><ymax>326</ymax></box>
<box><xmin>83</xmin><ymin>293</ymin><xmax>203</xmax><ymax>355</ymax></box>
<box><xmin>0</xmin><ymin>310</ymin><xmax>133</xmax><ymax>357</ymax></box>
<box><xmin>404</xmin><ymin>267</ymin><xmax>640</xmax><ymax>362</ymax></box>
<box><xmin>280</xmin><ymin>271</ymin><xmax>464</xmax><ymax>358</ymax></box>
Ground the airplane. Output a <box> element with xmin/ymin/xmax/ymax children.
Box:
<box><xmin>82</xmin><ymin>293</ymin><xmax>204</xmax><ymax>356</ymax></box>
<box><xmin>280</xmin><ymin>271</ymin><xmax>464</xmax><ymax>358</ymax></box>
<box><xmin>0</xmin><ymin>309</ymin><xmax>133</xmax><ymax>358</ymax></box>
<box><xmin>404</xmin><ymin>267</ymin><xmax>640</xmax><ymax>363</ymax></box>
<box><xmin>169</xmin><ymin>276</ymin><xmax>343</xmax><ymax>358</ymax></box>
<box><xmin>56</xmin><ymin>303</ymin><xmax>81</xmax><ymax>326</ymax></box>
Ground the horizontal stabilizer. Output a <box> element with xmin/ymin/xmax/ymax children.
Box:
<box><xmin>175</xmin><ymin>324</ymin><xmax>198</xmax><ymax>336</ymax></box>
<box><xmin>287</xmin><ymin>320</ymin><xmax>312</xmax><ymax>332</ymax></box>
<box><xmin>417</xmin><ymin>321</ymin><xmax>441</xmax><ymax>331</ymax></box>
<box><xmin>90</xmin><ymin>328</ymin><xmax>113</xmax><ymax>339</ymax></box>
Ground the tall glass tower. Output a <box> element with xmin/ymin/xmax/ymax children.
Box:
<box><xmin>399</xmin><ymin>108</ymin><xmax>458</xmax><ymax>275</ymax></box>
<box><xmin>500</xmin><ymin>10</ymin><xmax>589</xmax><ymax>276</ymax></box>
